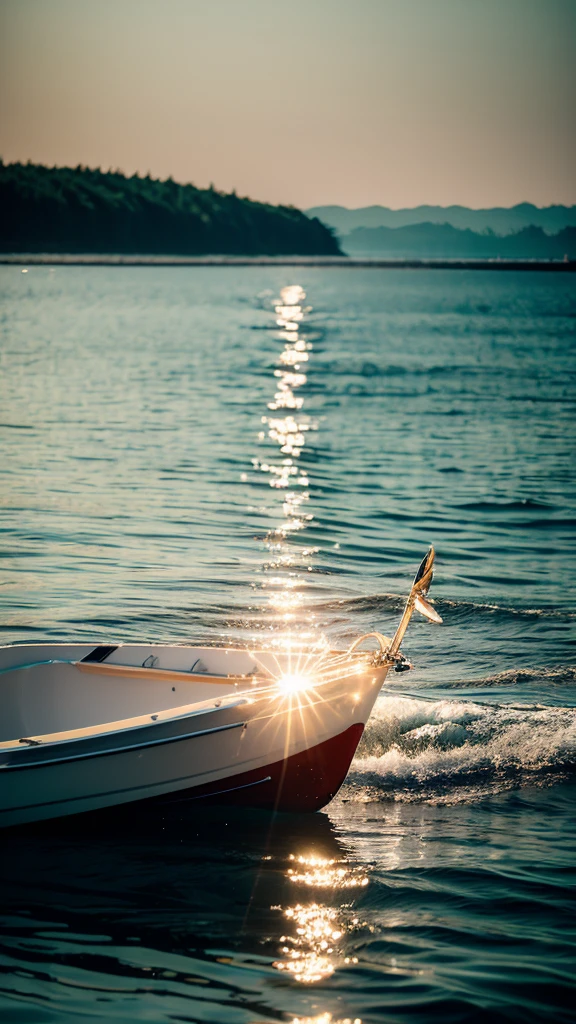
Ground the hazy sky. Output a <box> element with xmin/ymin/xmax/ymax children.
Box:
<box><xmin>1</xmin><ymin>0</ymin><xmax>574</xmax><ymax>209</ymax></box>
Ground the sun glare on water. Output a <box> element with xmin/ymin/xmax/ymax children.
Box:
<box><xmin>291</xmin><ymin>1015</ymin><xmax>361</xmax><ymax>1024</ymax></box>
<box><xmin>272</xmin><ymin>853</ymin><xmax>368</xmax><ymax>986</ymax></box>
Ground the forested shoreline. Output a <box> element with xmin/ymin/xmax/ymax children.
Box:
<box><xmin>0</xmin><ymin>162</ymin><xmax>340</xmax><ymax>256</ymax></box>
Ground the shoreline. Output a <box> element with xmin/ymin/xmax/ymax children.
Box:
<box><xmin>1</xmin><ymin>254</ymin><xmax>575</xmax><ymax>271</ymax></box>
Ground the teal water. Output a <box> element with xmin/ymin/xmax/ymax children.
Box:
<box><xmin>0</xmin><ymin>266</ymin><xmax>575</xmax><ymax>1022</ymax></box>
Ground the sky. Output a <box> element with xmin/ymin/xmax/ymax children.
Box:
<box><xmin>1</xmin><ymin>0</ymin><xmax>575</xmax><ymax>210</ymax></box>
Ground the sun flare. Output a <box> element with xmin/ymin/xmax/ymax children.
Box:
<box><xmin>277</xmin><ymin>672</ymin><xmax>312</xmax><ymax>694</ymax></box>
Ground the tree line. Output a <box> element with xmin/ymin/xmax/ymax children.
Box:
<box><xmin>0</xmin><ymin>162</ymin><xmax>341</xmax><ymax>256</ymax></box>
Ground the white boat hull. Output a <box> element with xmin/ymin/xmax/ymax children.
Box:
<box><xmin>0</xmin><ymin>642</ymin><xmax>389</xmax><ymax>827</ymax></box>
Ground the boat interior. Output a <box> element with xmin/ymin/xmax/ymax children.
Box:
<box><xmin>0</xmin><ymin>643</ymin><xmax>344</xmax><ymax>745</ymax></box>
<box><xmin>0</xmin><ymin>644</ymin><xmax>275</xmax><ymax>744</ymax></box>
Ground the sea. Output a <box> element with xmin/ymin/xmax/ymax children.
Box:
<box><xmin>0</xmin><ymin>265</ymin><xmax>575</xmax><ymax>1023</ymax></box>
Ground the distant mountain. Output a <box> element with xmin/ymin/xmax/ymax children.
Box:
<box><xmin>307</xmin><ymin>203</ymin><xmax>576</xmax><ymax>237</ymax></box>
<box><xmin>339</xmin><ymin>222</ymin><xmax>576</xmax><ymax>259</ymax></box>
<box><xmin>0</xmin><ymin>162</ymin><xmax>341</xmax><ymax>256</ymax></box>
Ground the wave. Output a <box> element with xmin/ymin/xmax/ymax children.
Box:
<box><xmin>435</xmin><ymin>597</ymin><xmax>575</xmax><ymax>621</ymax></box>
<box><xmin>317</xmin><ymin>592</ymin><xmax>574</xmax><ymax>622</ymax></box>
<box><xmin>311</xmin><ymin>360</ymin><xmax>514</xmax><ymax>381</ymax></box>
<box><xmin>438</xmin><ymin>665</ymin><xmax>576</xmax><ymax>688</ymax></box>
<box><xmin>454</xmin><ymin>498</ymin><xmax>555</xmax><ymax>511</ymax></box>
<box><xmin>341</xmin><ymin>692</ymin><xmax>576</xmax><ymax>805</ymax></box>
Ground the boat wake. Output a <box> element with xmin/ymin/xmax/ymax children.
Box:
<box><xmin>340</xmin><ymin>692</ymin><xmax>576</xmax><ymax>805</ymax></box>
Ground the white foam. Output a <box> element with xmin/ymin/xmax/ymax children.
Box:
<box><xmin>341</xmin><ymin>694</ymin><xmax>576</xmax><ymax>805</ymax></box>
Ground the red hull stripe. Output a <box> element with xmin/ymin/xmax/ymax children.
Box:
<box><xmin>155</xmin><ymin>722</ymin><xmax>365</xmax><ymax>813</ymax></box>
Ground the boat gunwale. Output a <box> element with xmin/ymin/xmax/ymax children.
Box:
<box><xmin>0</xmin><ymin>718</ymin><xmax>248</xmax><ymax>773</ymax></box>
<box><xmin>0</xmin><ymin>672</ymin><xmax>255</xmax><ymax>759</ymax></box>
<box><xmin>0</xmin><ymin>647</ymin><xmax>385</xmax><ymax>765</ymax></box>
<box><xmin>0</xmin><ymin>662</ymin><xmax>386</xmax><ymax>772</ymax></box>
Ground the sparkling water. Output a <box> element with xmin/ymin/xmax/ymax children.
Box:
<box><xmin>1</xmin><ymin>266</ymin><xmax>575</xmax><ymax>1023</ymax></box>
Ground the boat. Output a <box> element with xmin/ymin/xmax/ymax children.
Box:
<box><xmin>0</xmin><ymin>549</ymin><xmax>442</xmax><ymax>828</ymax></box>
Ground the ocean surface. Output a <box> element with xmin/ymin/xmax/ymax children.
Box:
<box><xmin>0</xmin><ymin>265</ymin><xmax>575</xmax><ymax>1022</ymax></box>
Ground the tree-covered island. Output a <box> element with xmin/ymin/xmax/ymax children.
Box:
<box><xmin>0</xmin><ymin>162</ymin><xmax>341</xmax><ymax>256</ymax></box>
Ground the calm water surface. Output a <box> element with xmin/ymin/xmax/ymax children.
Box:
<box><xmin>0</xmin><ymin>266</ymin><xmax>575</xmax><ymax>1022</ymax></box>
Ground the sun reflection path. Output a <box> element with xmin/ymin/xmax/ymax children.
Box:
<box><xmin>286</xmin><ymin>854</ymin><xmax>369</xmax><ymax>889</ymax></box>
<box><xmin>273</xmin><ymin>854</ymin><xmax>369</xmax><ymax>985</ymax></box>
<box><xmin>276</xmin><ymin>903</ymin><xmax>343</xmax><ymax>983</ymax></box>
<box><xmin>291</xmin><ymin>1016</ymin><xmax>361</xmax><ymax>1024</ymax></box>
<box><xmin>250</xmin><ymin>284</ymin><xmax>324</xmax><ymax>650</ymax></box>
